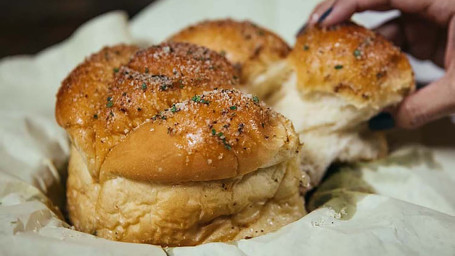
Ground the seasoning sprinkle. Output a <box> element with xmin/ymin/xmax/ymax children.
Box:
<box><xmin>113</xmin><ymin>67</ymin><xmax>119</xmax><ymax>73</ymax></box>
<box><xmin>170</xmin><ymin>104</ymin><xmax>178</xmax><ymax>113</ymax></box>
<box><xmin>303</xmin><ymin>45</ymin><xmax>310</xmax><ymax>51</ymax></box>
<box><xmin>106</xmin><ymin>97</ymin><xmax>114</xmax><ymax>108</ymax></box>
<box><xmin>230</xmin><ymin>106</ymin><xmax>237</xmax><ymax>110</ymax></box>
<box><xmin>93</xmin><ymin>114</ymin><xmax>98</xmax><ymax>119</ymax></box>
<box><xmin>192</xmin><ymin>95</ymin><xmax>210</xmax><ymax>104</ymax></box>
<box><xmin>211</xmin><ymin>128</ymin><xmax>216</xmax><ymax>135</ymax></box>
<box><xmin>160</xmin><ymin>84</ymin><xmax>168</xmax><ymax>91</ymax></box>
<box><xmin>353</xmin><ymin>49</ymin><xmax>361</xmax><ymax>59</ymax></box>
<box><xmin>334</xmin><ymin>65</ymin><xmax>343</xmax><ymax>70</ymax></box>
<box><xmin>145</xmin><ymin>67</ymin><xmax>149</xmax><ymax>73</ymax></box>
<box><xmin>252</xmin><ymin>96</ymin><xmax>259</xmax><ymax>103</ymax></box>
<box><xmin>220</xmin><ymin>50</ymin><xmax>226</xmax><ymax>57</ymax></box>
<box><xmin>141</xmin><ymin>83</ymin><xmax>147</xmax><ymax>91</ymax></box>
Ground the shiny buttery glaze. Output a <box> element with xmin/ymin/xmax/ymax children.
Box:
<box><xmin>290</xmin><ymin>22</ymin><xmax>414</xmax><ymax>109</ymax></box>
<box><xmin>169</xmin><ymin>19</ymin><xmax>292</xmax><ymax>98</ymax></box>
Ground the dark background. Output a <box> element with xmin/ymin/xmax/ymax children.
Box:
<box><xmin>0</xmin><ymin>0</ymin><xmax>156</xmax><ymax>58</ymax></box>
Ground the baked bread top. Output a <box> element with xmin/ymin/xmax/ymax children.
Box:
<box><xmin>56</xmin><ymin>42</ymin><xmax>298</xmax><ymax>183</ymax></box>
<box><xmin>289</xmin><ymin>22</ymin><xmax>415</xmax><ymax>110</ymax></box>
<box><xmin>101</xmin><ymin>89</ymin><xmax>299</xmax><ymax>183</ymax></box>
<box><xmin>169</xmin><ymin>19</ymin><xmax>291</xmax><ymax>98</ymax></box>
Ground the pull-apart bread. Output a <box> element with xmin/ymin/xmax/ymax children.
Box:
<box><xmin>56</xmin><ymin>42</ymin><xmax>305</xmax><ymax>246</ymax></box>
<box><xmin>169</xmin><ymin>19</ymin><xmax>291</xmax><ymax>100</ymax></box>
<box><xmin>271</xmin><ymin>23</ymin><xmax>415</xmax><ymax>187</ymax></box>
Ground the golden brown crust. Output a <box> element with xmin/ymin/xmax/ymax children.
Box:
<box><xmin>289</xmin><ymin>22</ymin><xmax>415</xmax><ymax>109</ymax></box>
<box><xmin>56</xmin><ymin>42</ymin><xmax>240</xmax><ymax>179</ymax></box>
<box><xmin>56</xmin><ymin>45</ymin><xmax>139</xmax><ymax>128</ymax></box>
<box><xmin>101</xmin><ymin>89</ymin><xmax>299</xmax><ymax>183</ymax></box>
<box><xmin>169</xmin><ymin>19</ymin><xmax>292</xmax><ymax>98</ymax></box>
<box><xmin>55</xmin><ymin>45</ymin><xmax>139</xmax><ymax>173</ymax></box>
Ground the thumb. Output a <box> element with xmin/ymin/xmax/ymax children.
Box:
<box><xmin>394</xmin><ymin>68</ymin><xmax>455</xmax><ymax>129</ymax></box>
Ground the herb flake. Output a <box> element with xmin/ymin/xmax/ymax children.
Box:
<box><xmin>334</xmin><ymin>65</ymin><xmax>343</xmax><ymax>70</ymax></box>
<box><xmin>106</xmin><ymin>97</ymin><xmax>114</xmax><ymax>108</ymax></box>
<box><xmin>353</xmin><ymin>49</ymin><xmax>362</xmax><ymax>59</ymax></box>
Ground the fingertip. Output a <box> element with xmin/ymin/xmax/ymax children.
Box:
<box><xmin>308</xmin><ymin>13</ymin><xmax>320</xmax><ymax>26</ymax></box>
<box><xmin>307</xmin><ymin>0</ymin><xmax>335</xmax><ymax>25</ymax></box>
<box><xmin>318</xmin><ymin>0</ymin><xmax>355</xmax><ymax>26</ymax></box>
<box><xmin>317</xmin><ymin>6</ymin><xmax>334</xmax><ymax>24</ymax></box>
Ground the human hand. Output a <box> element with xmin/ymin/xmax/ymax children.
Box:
<box><xmin>307</xmin><ymin>0</ymin><xmax>455</xmax><ymax>129</ymax></box>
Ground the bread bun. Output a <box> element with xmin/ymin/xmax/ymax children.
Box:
<box><xmin>290</xmin><ymin>22</ymin><xmax>414</xmax><ymax>110</ymax></box>
<box><xmin>271</xmin><ymin>22</ymin><xmax>415</xmax><ymax>187</ymax></box>
<box><xmin>169</xmin><ymin>19</ymin><xmax>291</xmax><ymax>99</ymax></box>
<box><xmin>56</xmin><ymin>42</ymin><xmax>240</xmax><ymax>178</ymax></box>
<box><xmin>57</xmin><ymin>42</ymin><xmax>305</xmax><ymax>246</ymax></box>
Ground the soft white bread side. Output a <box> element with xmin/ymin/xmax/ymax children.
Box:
<box><xmin>67</xmin><ymin>146</ymin><xmax>305</xmax><ymax>246</ymax></box>
<box><xmin>169</xmin><ymin>19</ymin><xmax>292</xmax><ymax>99</ymax></box>
<box><xmin>272</xmin><ymin>22</ymin><xmax>414</xmax><ymax>187</ymax></box>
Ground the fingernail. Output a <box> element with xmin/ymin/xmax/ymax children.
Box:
<box><xmin>296</xmin><ymin>23</ymin><xmax>308</xmax><ymax>36</ymax></box>
<box><xmin>369</xmin><ymin>112</ymin><xmax>395</xmax><ymax>130</ymax></box>
<box><xmin>317</xmin><ymin>6</ymin><xmax>333</xmax><ymax>24</ymax></box>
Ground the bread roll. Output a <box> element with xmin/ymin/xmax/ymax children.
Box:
<box><xmin>271</xmin><ymin>22</ymin><xmax>415</xmax><ymax>187</ymax></box>
<box><xmin>56</xmin><ymin>42</ymin><xmax>306</xmax><ymax>246</ymax></box>
<box><xmin>169</xmin><ymin>19</ymin><xmax>291</xmax><ymax>99</ymax></box>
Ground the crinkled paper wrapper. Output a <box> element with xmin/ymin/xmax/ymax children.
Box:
<box><xmin>0</xmin><ymin>0</ymin><xmax>454</xmax><ymax>255</ymax></box>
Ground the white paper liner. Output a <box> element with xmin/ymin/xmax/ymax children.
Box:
<box><xmin>0</xmin><ymin>1</ymin><xmax>454</xmax><ymax>255</ymax></box>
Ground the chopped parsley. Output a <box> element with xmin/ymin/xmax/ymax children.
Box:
<box><xmin>145</xmin><ymin>67</ymin><xmax>149</xmax><ymax>73</ymax></box>
<box><xmin>176</xmin><ymin>80</ymin><xmax>184</xmax><ymax>88</ymax></box>
<box><xmin>252</xmin><ymin>96</ymin><xmax>259</xmax><ymax>103</ymax></box>
<box><xmin>230</xmin><ymin>106</ymin><xmax>237</xmax><ymax>110</ymax></box>
<box><xmin>160</xmin><ymin>84</ymin><xmax>168</xmax><ymax>91</ymax></box>
<box><xmin>106</xmin><ymin>97</ymin><xmax>114</xmax><ymax>108</ymax></box>
<box><xmin>303</xmin><ymin>45</ymin><xmax>310</xmax><ymax>51</ymax></box>
<box><xmin>113</xmin><ymin>67</ymin><xmax>119</xmax><ymax>73</ymax></box>
<box><xmin>192</xmin><ymin>95</ymin><xmax>210</xmax><ymax>104</ymax></box>
<box><xmin>141</xmin><ymin>83</ymin><xmax>147</xmax><ymax>91</ymax></box>
<box><xmin>93</xmin><ymin>114</ymin><xmax>98</xmax><ymax>119</ymax></box>
<box><xmin>211</xmin><ymin>128</ymin><xmax>231</xmax><ymax>150</ymax></box>
<box><xmin>220</xmin><ymin>50</ymin><xmax>226</xmax><ymax>57</ymax></box>
<box><xmin>353</xmin><ymin>49</ymin><xmax>362</xmax><ymax>59</ymax></box>
<box><xmin>170</xmin><ymin>105</ymin><xmax>178</xmax><ymax>113</ymax></box>
<box><xmin>334</xmin><ymin>65</ymin><xmax>343</xmax><ymax>70</ymax></box>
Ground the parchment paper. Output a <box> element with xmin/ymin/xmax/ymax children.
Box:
<box><xmin>1</xmin><ymin>1</ymin><xmax>454</xmax><ymax>255</ymax></box>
